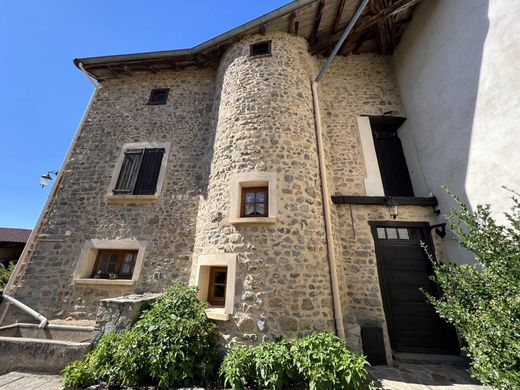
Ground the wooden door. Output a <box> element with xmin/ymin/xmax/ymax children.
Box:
<box><xmin>372</xmin><ymin>223</ymin><xmax>459</xmax><ymax>354</ymax></box>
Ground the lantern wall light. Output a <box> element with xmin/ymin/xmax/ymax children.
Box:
<box><xmin>386</xmin><ymin>197</ymin><xmax>399</xmax><ymax>220</ymax></box>
<box><xmin>40</xmin><ymin>171</ymin><xmax>58</xmax><ymax>188</ymax></box>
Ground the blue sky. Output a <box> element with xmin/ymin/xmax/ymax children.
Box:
<box><xmin>0</xmin><ymin>1</ymin><xmax>289</xmax><ymax>229</ymax></box>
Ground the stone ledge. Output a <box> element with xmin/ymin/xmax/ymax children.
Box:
<box><xmin>73</xmin><ymin>278</ymin><xmax>135</xmax><ymax>286</ymax></box>
<box><xmin>106</xmin><ymin>194</ymin><xmax>159</xmax><ymax>204</ymax></box>
<box><xmin>205</xmin><ymin>308</ymin><xmax>229</xmax><ymax>321</ymax></box>
<box><xmin>229</xmin><ymin>217</ymin><xmax>277</xmax><ymax>225</ymax></box>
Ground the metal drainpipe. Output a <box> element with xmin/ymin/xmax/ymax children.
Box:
<box><xmin>311</xmin><ymin>0</ymin><xmax>370</xmax><ymax>340</ymax></box>
<box><xmin>311</xmin><ymin>81</ymin><xmax>345</xmax><ymax>340</ymax></box>
<box><xmin>0</xmin><ymin>66</ymin><xmax>100</xmax><ymax>325</ymax></box>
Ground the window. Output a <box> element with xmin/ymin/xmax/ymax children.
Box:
<box><xmin>192</xmin><ymin>253</ymin><xmax>237</xmax><ymax>321</ymax></box>
<box><xmin>369</xmin><ymin>116</ymin><xmax>414</xmax><ymax>197</ymax></box>
<box><xmin>250</xmin><ymin>41</ymin><xmax>271</xmax><ymax>57</ymax></box>
<box><xmin>148</xmin><ymin>88</ymin><xmax>169</xmax><ymax>105</ymax></box>
<box><xmin>73</xmin><ymin>239</ymin><xmax>146</xmax><ymax>286</ymax></box>
<box><xmin>241</xmin><ymin>187</ymin><xmax>268</xmax><ymax>217</ymax></box>
<box><xmin>114</xmin><ymin>148</ymin><xmax>165</xmax><ymax>195</ymax></box>
<box><xmin>91</xmin><ymin>249</ymin><xmax>138</xmax><ymax>279</ymax></box>
<box><xmin>207</xmin><ymin>267</ymin><xmax>227</xmax><ymax>306</ymax></box>
<box><xmin>229</xmin><ymin>172</ymin><xmax>277</xmax><ymax>224</ymax></box>
<box><xmin>376</xmin><ymin>227</ymin><xmax>424</xmax><ymax>240</ymax></box>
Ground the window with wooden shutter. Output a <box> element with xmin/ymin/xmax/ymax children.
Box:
<box><xmin>113</xmin><ymin>148</ymin><xmax>165</xmax><ymax>195</ymax></box>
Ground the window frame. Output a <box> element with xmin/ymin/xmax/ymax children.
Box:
<box><xmin>147</xmin><ymin>88</ymin><xmax>170</xmax><ymax>105</ymax></box>
<box><xmin>91</xmin><ymin>249</ymin><xmax>138</xmax><ymax>280</ymax></box>
<box><xmin>240</xmin><ymin>186</ymin><xmax>269</xmax><ymax>217</ymax></box>
<box><xmin>73</xmin><ymin>239</ymin><xmax>147</xmax><ymax>286</ymax></box>
<box><xmin>107</xmin><ymin>142</ymin><xmax>171</xmax><ymax>203</ymax></box>
<box><xmin>250</xmin><ymin>40</ymin><xmax>272</xmax><ymax>58</ymax></box>
<box><xmin>207</xmin><ymin>266</ymin><xmax>227</xmax><ymax>306</ymax></box>
<box><xmin>229</xmin><ymin>172</ymin><xmax>278</xmax><ymax>224</ymax></box>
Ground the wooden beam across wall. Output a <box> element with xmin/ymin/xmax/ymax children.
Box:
<box><xmin>310</xmin><ymin>0</ymin><xmax>325</xmax><ymax>44</ymax></box>
<box><xmin>331</xmin><ymin>0</ymin><xmax>346</xmax><ymax>34</ymax></box>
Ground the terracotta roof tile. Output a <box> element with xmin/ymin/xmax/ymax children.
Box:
<box><xmin>0</xmin><ymin>227</ymin><xmax>32</xmax><ymax>243</ymax></box>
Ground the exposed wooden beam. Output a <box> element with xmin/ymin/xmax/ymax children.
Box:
<box><xmin>145</xmin><ymin>64</ymin><xmax>158</xmax><ymax>74</ymax></box>
<box><xmin>310</xmin><ymin>0</ymin><xmax>325</xmax><ymax>44</ymax></box>
<box><xmin>105</xmin><ymin>66</ymin><xmax>120</xmax><ymax>78</ymax></box>
<box><xmin>123</xmin><ymin>65</ymin><xmax>134</xmax><ymax>76</ymax></box>
<box><xmin>259</xmin><ymin>23</ymin><xmax>267</xmax><ymax>35</ymax></box>
<box><xmin>331</xmin><ymin>0</ymin><xmax>346</xmax><ymax>34</ymax></box>
<box><xmin>310</xmin><ymin>0</ymin><xmax>420</xmax><ymax>54</ymax></box>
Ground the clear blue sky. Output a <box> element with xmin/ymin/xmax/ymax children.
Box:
<box><xmin>0</xmin><ymin>1</ymin><xmax>289</xmax><ymax>229</ymax></box>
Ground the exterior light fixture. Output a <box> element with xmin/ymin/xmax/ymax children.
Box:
<box><xmin>430</xmin><ymin>223</ymin><xmax>447</xmax><ymax>238</ymax></box>
<box><xmin>40</xmin><ymin>171</ymin><xmax>58</xmax><ymax>188</ymax></box>
<box><xmin>386</xmin><ymin>197</ymin><xmax>399</xmax><ymax>220</ymax></box>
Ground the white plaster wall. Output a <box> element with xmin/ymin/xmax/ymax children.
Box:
<box><xmin>393</xmin><ymin>0</ymin><xmax>520</xmax><ymax>263</ymax></box>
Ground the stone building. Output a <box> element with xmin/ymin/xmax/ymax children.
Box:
<box><xmin>2</xmin><ymin>0</ymin><xmax>518</xmax><ymax>364</ymax></box>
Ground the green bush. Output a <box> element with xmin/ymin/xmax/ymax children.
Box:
<box><xmin>426</xmin><ymin>187</ymin><xmax>520</xmax><ymax>388</ymax></box>
<box><xmin>221</xmin><ymin>333</ymin><xmax>368</xmax><ymax>390</ymax></box>
<box><xmin>62</xmin><ymin>283</ymin><xmax>220</xmax><ymax>389</ymax></box>
<box><xmin>0</xmin><ymin>262</ymin><xmax>15</xmax><ymax>290</ymax></box>
<box><xmin>291</xmin><ymin>333</ymin><xmax>369</xmax><ymax>390</ymax></box>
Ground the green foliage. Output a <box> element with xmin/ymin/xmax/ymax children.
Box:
<box><xmin>291</xmin><ymin>332</ymin><xmax>369</xmax><ymax>390</ymax></box>
<box><xmin>0</xmin><ymin>262</ymin><xmax>15</xmax><ymax>290</ymax></box>
<box><xmin>426</xmin><ymin>187</ymin><xmax>520</xmax><ymax>389</ymax></box>
<box><xmin>62</xmin><ymin>283</ymin><xmax>220</xmax><ymax>389</ymax></box>
<box><xmin>221</xmin><ymin>333</ymin><xmax>368</xmax><ymax>390</ymax></box>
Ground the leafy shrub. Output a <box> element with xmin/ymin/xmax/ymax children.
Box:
<box><xmin>221</xmin><ymin>339</ymin><xmax>301</xmax><ymax>390</ymax></box>
<box><xmin>426</xmin><ymin>188</ymin><xmax>520</xmax><ymax>389</ymax></box>
<box><xmin>221</xmin><ymin>333</ymin><xmax>368</xmax><ymax>390</ymax></box>
<box><xmin>291</xmin><ymin>332</ymin><xmax>369</xmax><ymax>390</ymax></box>
<box><xmin>62</xmin><ymin>283</ymin><xmax>220</xmax><ymax>389</ymax></box>
<box><xmin>0</xmin><ymin>262</ymin><xmax>15</xmax><ymax>290</ymax></box>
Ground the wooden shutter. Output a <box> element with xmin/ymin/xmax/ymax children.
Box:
<box><xmin>114</xmin><ymin>149</ymin><xmax>144</xmax><ymax>194</ymax></box>
<box><xmin>133</xmin><ymin>148</ymin><xmax>165</xmax><ymax>195</ymax></box>
<box><xmin>370</xmin><ymin>116</ymin><xmax>414</xmax><ymax>197</ymax></box>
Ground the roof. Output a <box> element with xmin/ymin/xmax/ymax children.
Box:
<box><xmin>0</xmin><ymin>228</ymin><xmax>31</xmax><ymax>243</ymax></box>
<box><xmin>75</xmin><ymin>0</ymin><xmax>420</xmax><ymax>81</ymax></box>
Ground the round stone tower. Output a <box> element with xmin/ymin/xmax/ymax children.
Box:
<box><xmin>192</xmin><ymin>32</ymin><xmax>335</xmax><ymax>344</ymax></box>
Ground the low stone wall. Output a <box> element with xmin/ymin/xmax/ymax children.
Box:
<box><xmin>91</xmin><ymin>293</ymin><xmax>161</xmax><ymax>344</ymax></box>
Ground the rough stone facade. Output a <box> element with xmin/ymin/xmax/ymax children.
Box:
<box><xmin>1</xmin><ymin>32</ymin><xmax>447</xmax><ymax>359</ymax></box>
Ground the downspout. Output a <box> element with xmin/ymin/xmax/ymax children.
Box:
<box><xmin>311</xmin><ymin>0</ymin><xmax>370</xmax><ymax>341</ymax></box>
<box><xmin>0</xmin><ymin>63</ymin><xmax>100</xmax><ymax>325</ymax></box>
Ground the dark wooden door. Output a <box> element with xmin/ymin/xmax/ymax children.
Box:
<box><xmin>372</xmin><ymin>224</ymin><xmax>459</xmax><ymax>354</ymax></box>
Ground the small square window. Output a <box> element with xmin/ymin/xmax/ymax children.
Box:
<box><xmin>91</xmin><ymin>249</ymin><xmax>138</xmax><ymax>280</ymax></box>
<box><xmin>250</xmin><ymin>41</ymin><xmax>271</xmax><ymax>57</ymax></box>
<box><xmin>241</xmin><ymin>187</ymin><xmax>268</xmax><ymax>217</ymax></box>
<box><xmin>208</xmin><ymin>267</ymin><xmax>227</xmax><ymax>307</ymax></box>
<box><xmin>148</xmin><ymin>88</ymin><xmax>169</xmax><ymax>105</ymax></box>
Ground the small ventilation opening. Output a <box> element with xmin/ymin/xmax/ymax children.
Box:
<box><xmin>250</xmin><ymin>41</ymin><xmax>271</xmax><ymax>57</ymax></box>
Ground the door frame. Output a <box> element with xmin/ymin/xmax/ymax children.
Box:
<box><xmin>369</xmin><ymin>220</ymin><xmax>454</xmax><ymax>353</ymax></box>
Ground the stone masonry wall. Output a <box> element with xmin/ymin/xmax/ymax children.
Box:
<box><xmin>192</xmin><ymin>32</ymin><xmax>336</xmax><ymax>346</ymax></box>
<box><xmin>4</xmin><ymin>68</ymin><xmax>216</xmax><ymax>321</ymax></box>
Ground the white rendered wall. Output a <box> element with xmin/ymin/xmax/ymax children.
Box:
<box><xmin>393</xmin><ymin>0</ymin><xmax>520</xmax><ymax>263</ymax></box>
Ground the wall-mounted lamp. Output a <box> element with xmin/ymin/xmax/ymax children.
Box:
<box><xmin>429</xmin><ymin>223</ymin><xmax>447</xmax><ymax>238</ymax></box>
<box><xmin>40</xmin><ymin>171</ymin><xmax>58</xmax><ymax>188</ymax></box>
<box><xmin>386</xmin><ymin>197</ymin><xmax>399</xmax><ymax>220</ymax></box>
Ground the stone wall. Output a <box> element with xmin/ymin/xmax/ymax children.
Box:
<box><xmin>192</xmin><ymin>32</ymin><xmax>336</xmax><ymax>346</ymax></box>
<box><xmin>3</xmin><ymin>68</ymin><xmax>216</xmax><ymax>321</ymax></box>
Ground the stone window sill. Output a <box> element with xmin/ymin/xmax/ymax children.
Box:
<box><xmin>229</xmin><ymin>217</ymin><xmax>277</xmax><ymax>225</ymax></box>
<box><xmin>205</xmin><ymin>307</ymin><xmax>229</xmax><ymax>321</ymax></box>
<box><xmin>248</xmin><ymin>53</ymin><xmax>272</xmax><ymax>60</ymax></box>
<box><xmin>106</xmin><ymin>194</ymin><xmax>159</xmax><ymax>204</ymax></box>
<box><xmin>73</xmin><ymin>278</ymin><xmax>135</xmax><ymax>286</ymax></box>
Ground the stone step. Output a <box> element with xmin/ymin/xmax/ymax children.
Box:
<box><xmin>394</xmin><ymin>352</ymin><xmax>470</xmax><ymax>367</ymax></box>
<box><xmin>0</xmin><ymin>323</ymin><xmax>93</xmax><ymax>374</ymax></box>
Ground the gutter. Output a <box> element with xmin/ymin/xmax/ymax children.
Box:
<box><xmin>310</xmin><ymin>0</ymin><xmax>370</xmax><ymax>341</ymax></box>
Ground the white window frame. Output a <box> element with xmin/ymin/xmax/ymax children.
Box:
<box><xmin>191</xmin><ymin>253</ymin><xmax>237</xmax><ymax>321</ymax></box>
<box><xmin>73</xmin><ymin>239</ymin><xmax>147</xmax><ymax>286</ymax></box>
<box><xmin>106</xmin><ymin>141</ymin><xmax>171</xmax><ymax>203</ymax></box>
<box><xmin>229</xmin><ymin>172</ymin><xmax>278</xmax><ymax>224</ymax></box>
<box><xmin>357</xmin><ymin>116</ymin><xmax>385</xmax><ymax>196</ymax></box>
